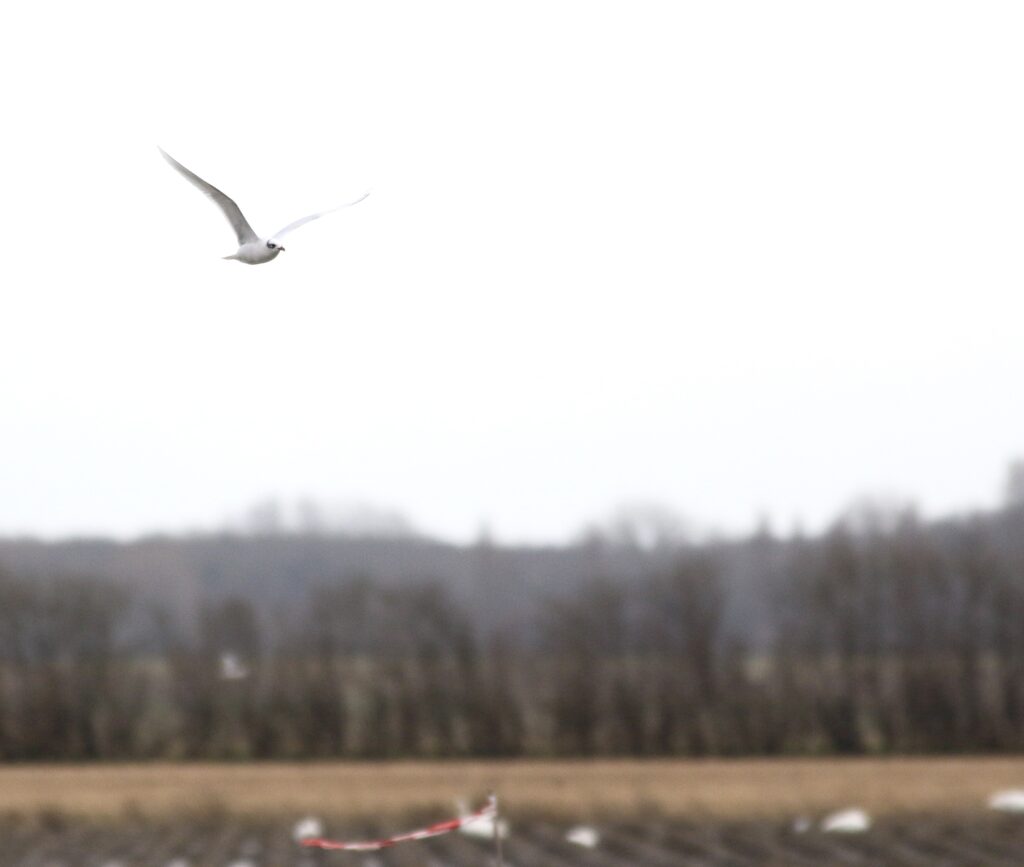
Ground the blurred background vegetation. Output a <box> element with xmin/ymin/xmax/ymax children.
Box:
<box><xmin>2</xmin><ymin>465</ymin><xmax>1024</xmax><ymax>761</ymax></box>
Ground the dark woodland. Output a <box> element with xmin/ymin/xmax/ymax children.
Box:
<box><xmin>1</xmin><ymin>495</ymin><xmax>1024</xmax><ymax>760</ymax></box>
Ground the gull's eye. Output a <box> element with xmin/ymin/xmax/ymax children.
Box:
<box><xmin>267</xmin><ymin>241</ymin><xmax>276</xmax><ymax>249</ymax></box>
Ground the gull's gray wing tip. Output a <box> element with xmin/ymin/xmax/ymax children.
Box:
<box><xmin>158</xmin><ymin>147</ymin><xmax>185</xmax><ymax>171</ymax></box>
<box><xmin>155</xmin><ymin>147</ymin><xmax>260</xmax><ymax>246</ymax></box>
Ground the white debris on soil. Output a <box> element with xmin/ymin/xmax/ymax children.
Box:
<box><xmin>292</xmin><ymin>816</ymin><xmax>325</xmax><ymax>841</ymax></box>
<box><xmin>988</xmin><ymin>789</ymin><xmax>1024</xmax><ymax>813</ymax></box>
<box><xmin>821</xmin><ymin>808</ymin><xmax>871</xmax><ymax>833</ymax></box>
<box><xmin>565</xmin><ymin>825</ymin><xmax>600</xmax><ymax>848</ymax></box>
<box><xmin>456</xmin><ymin>798</ymin><xmax>509</xmax><ymax>840</ymax></box>
<box><xmin>460</xmin><ymin>814</ymin><xmax>509</xmax><ymax>840</ymax></box>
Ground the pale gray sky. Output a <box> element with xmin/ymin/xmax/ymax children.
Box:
<box><xmin>1</xmin><ymin>1</ymin><xmax>1022</xmax><ymax>543</ymax></box>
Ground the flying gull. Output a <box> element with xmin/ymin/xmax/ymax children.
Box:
<box><xmin>159</xmin><ymin>148</ymin><xmax>368</xmax><ymax>264</ymax></box>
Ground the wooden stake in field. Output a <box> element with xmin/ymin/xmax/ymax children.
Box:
<box><xmin>492</xmin><ymin>792</ymin><xmax>505</xmax><ymax>867</ymax></box>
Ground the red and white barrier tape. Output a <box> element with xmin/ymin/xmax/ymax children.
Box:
<box><xmin>299</xmin><ymin>794</ymin><xmax>498</xmax><ymax>852</ymax></box>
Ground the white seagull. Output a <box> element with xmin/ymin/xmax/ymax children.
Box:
<box><xmin>159</xmin><ymin>148</ymin><xmax>368</xmax><ymax>264</ymax></box>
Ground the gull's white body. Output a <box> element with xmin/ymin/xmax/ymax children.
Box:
<box><xmin>228</xmin><ymin>241</ymin><xmax>282</xmax><ymax>265</ymax></box>
<box><xmin>159</xmin><ymin>148</ymin><xmax>368</xmax><ymax>265</ymax></box>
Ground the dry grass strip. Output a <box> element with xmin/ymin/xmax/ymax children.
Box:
<box><xmin>0</xmin><ymin>758</ymin><xmax>1021</xmax><ymax>820</ymax></box>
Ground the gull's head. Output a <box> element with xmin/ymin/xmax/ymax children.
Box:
<box><xmin>266</xmin><ymin>240</ymin><xmax>285</xmax><ymax>254</ymax></box>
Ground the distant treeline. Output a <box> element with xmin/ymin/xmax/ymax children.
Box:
<box><xmin>1</xmin><ymin>505</ymin><xmax>1024</xmax><ymax>759</ymax></box>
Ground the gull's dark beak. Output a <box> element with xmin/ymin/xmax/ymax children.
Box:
<box><xmin>279</xmin><ymin>246</ymin><xmax>286</xmax><ymax>252</ymax></box>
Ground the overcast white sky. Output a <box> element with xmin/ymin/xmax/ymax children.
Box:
<box><xmin>1</xmin><ymin>1</ymin><xmax>1022</xmax><ymax>543</ymax></box>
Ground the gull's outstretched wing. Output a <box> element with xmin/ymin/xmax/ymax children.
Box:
<box><xmin>271</xmin><ymin>191</ymin><xmax>370</xmax><ymax>241</ymax></box>
<box><xmin>159</xmin><ymin>148</ymin><xmax>259</xmax><ymax>245</ymax></box>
